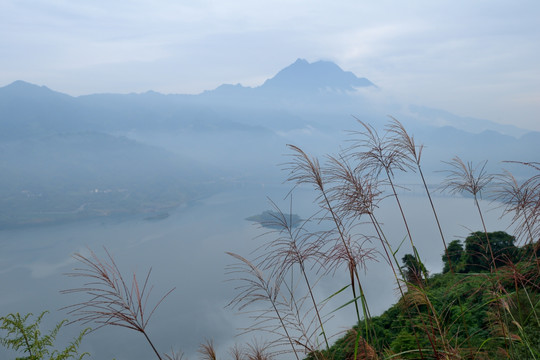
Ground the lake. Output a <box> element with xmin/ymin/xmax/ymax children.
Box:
<box><xmin>0</xmin><ymin>184</ymin><xmax>513</xmax><ymax>359</ymax></box>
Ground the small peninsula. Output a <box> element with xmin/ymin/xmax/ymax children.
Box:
<box><xmin>246</xmin><ymin>210</ymin><xmax>302</xmax><ymax>229</ymax></box>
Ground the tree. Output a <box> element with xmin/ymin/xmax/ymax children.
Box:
<box><xmin>442</xmin><ymin>240</ymin><xmax>464</xmax><ymax>273</ymax></box>
<box><xmin>401</xmin><ymin>253</ymin><xmax>427</xmax><ymax>285</ymax></box>
<box><xmin>390</xmin><ymin>330</ymin><xmax>418</xmax><ymax>358</ymax></box>
<box><xmin>464</xmin><ymin>231</ymin><xmax>517</xmax><ymax>272</ymax></box>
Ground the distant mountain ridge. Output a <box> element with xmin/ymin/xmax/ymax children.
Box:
<box><xmin>0</xmin><ymin>131</ymin><xmax>214</xmax><ymax>228</ymax></box>
<box><xmin>0</xmin><ymin>80</ymin><xmax>53</xmax><ymax>95</ymax></box>
<box><xmin>1</xmin><ymin>59</ymin><xmax>538</xmax><ymax>168</ymax></box>
<box><xmin>0</xmin><ymin>59</ymin><xmax>529</xmax><ymax>138</ymax></box>
<box><xmin>0</xmin><ymin>59</ymin><xmax>538</xmax><ymax>227</ymax></box>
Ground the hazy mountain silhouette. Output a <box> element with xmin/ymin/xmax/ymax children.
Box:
<box><xmin>199</xmin><ymin>58</ymin><xmax>376</xmax><ymax>112</ymax></box>
<box><xmin>0</xmin><ymin>80</ymin><xmax>68</xmax><ymax>99</ymax></box>
<box><xmin>1</xmin><ymin>59</ymin><xmax>530</xmax><ymax>138</ymax></box>
<box><xmin>0</xmin><ymin>131</ymin><xmax>216</xmax><ymax>228</ymax></box>
<box><xmin>0</xmin><ymin>58</ymin><xmax>538</xmax><ymax>228</ymax></box>
<box><xmin>260</xmin><ymin>58</ymin><xmax>374</xmax><ymax>92</ymax></box>
<box><xmin>1</xmin><ymin>58</ymin><xmax>538</xmax><ymax>160</ymax></box>
<box><xmin>0</xmin><ymin>81</ymin><xmax>86</xmax><ymax>139</ymax></box>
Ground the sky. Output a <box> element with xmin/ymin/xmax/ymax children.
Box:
<box><xmin>1</xmin><ymin>0</ymin><xmax>539</xmax><ymax>130</ymax></box>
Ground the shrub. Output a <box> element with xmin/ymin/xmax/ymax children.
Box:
<box><xmin>0</xmin><ymin>311</ymin><xmax>88</xmax><ymax>360</ymax></box>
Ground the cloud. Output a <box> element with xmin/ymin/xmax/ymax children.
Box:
<box><xmin>1</xmin><ymin>0</ymin><xmax>539</xmax><ymax>128</ymax></box>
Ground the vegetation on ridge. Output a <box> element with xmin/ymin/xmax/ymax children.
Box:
<box><xmin>311</xmin><ymin>231</ymin><xmax>540</xmax><ymax>359</ymax></box>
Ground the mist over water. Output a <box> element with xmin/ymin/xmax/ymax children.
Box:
<box><xmin>0</xmin><ymin>182</ymin><xmax>513</xmax><ymax>360</ymax></box>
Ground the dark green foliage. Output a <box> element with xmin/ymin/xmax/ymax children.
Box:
<box><xmin>401</xmin><ymin>254</ymin><xmax>427</xmax><ymax>284</ymax></box>
<box><xmin>319</xmin><ymin>232</ymin><xmax>540</xmax><ymax>359</ymax></box>
<box><xmin>389</xmin><ymin>330</ymin><xmax>417</xmax><ymax>358</ymax></box>
<box><xmin>464</xmin><ymin>231</ymin><xmax>518</xmax><ymax>272</ymax></box>
<box><xmin>322</xmin><ymin>272</ymin><xmax>503</xmax><ymax>358</ymax></box>
<box><xmin>442</xmin><ymin>240</ymin><xmax>464</xmax><ymax>273</ymax></box>
<box><xmin>442</xmin><ymin>232</ymin><xmax>520</xmax><ymax>274</ymax></box>
<box><xmin>520</xmin><ymin>241</ymin><xmax>540</xmax><ymax>260</ymax></box>
<box><xmin>0</xmin><ymin>311</ymin><xmax>88</xmax><ymax>360</ymax></box>
<box><xmin>504</xmin><ymin>288</ymin><xmax>540</xmax><ymax>359</ymax></box>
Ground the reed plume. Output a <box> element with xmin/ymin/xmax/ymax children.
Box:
<box><xmin>62</xmin><ymin>247</ymin><xmax>174</xmax><ymax>360</ymax></box>
<box><xmin>386</xmin><ymin>117</ymin><xmax>453</xmax><ymax>273</ymax></box>
<box><xmin>441</xmin><ymin>157</ymin><xmax>496</xmax><ymax>270</ymax></box>
<box><xmin>348</xmin><ymin>120</ymin><xmax>424</xmax><ymax>281</ymax></box>
<box><xmin>284</xmin><ymin>144</ymin><xmax>375</xmax><ymax>358</ymax></box>
<box><xmin>255</xmin><ymin>198</ymin><xmax>330</xmax><ymax>351</ymax></box>
<box><xmin>226</xmin><ymin>251</ymin><xmax>301</xmax><ymax>360</ymax></box>
<box><xmin>198</xmin><ymin>339</ymin><xmax>217</xmax><ymax>360</ymax></box>
<box><xmin>497</xmin><ymin>162</ymin><xmax>540</xmax><ymax>244</ymax></box>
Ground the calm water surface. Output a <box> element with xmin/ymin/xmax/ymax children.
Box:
<box><xmin>0</xmin><ymin>185</ymin><xmax>512</xmax><ymax>359</ymax></box>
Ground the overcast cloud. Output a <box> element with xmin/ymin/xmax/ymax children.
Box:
<box><xmin>1</xmin><ymin>0</ymin><xmax>539</xmax><ymax>130</ymax></box>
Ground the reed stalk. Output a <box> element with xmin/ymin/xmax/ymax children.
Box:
<box><xmin>62</xmin><ymin>247</ymin><xmax>174</xmax><ymax>360</ymax></box>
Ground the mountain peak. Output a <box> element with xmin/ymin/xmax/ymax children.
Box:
<box><xmin>0</xmin><ymin>80</ymin><xmax>71</xmax><ymax>99</ymax></box>
<box><xmin>261</xmin><ymin>59</ymin><xmax>375</xmax><ymax>92</ymax></box>
<box><xmin>292</xmin><ymin>58</ymin><xmax>309</xmax><ymax>66</ymax></box>
<box><xmin>2</xmin><ymin>80</ymin><xmax>47</xmax><ymax>91</ymax></box>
